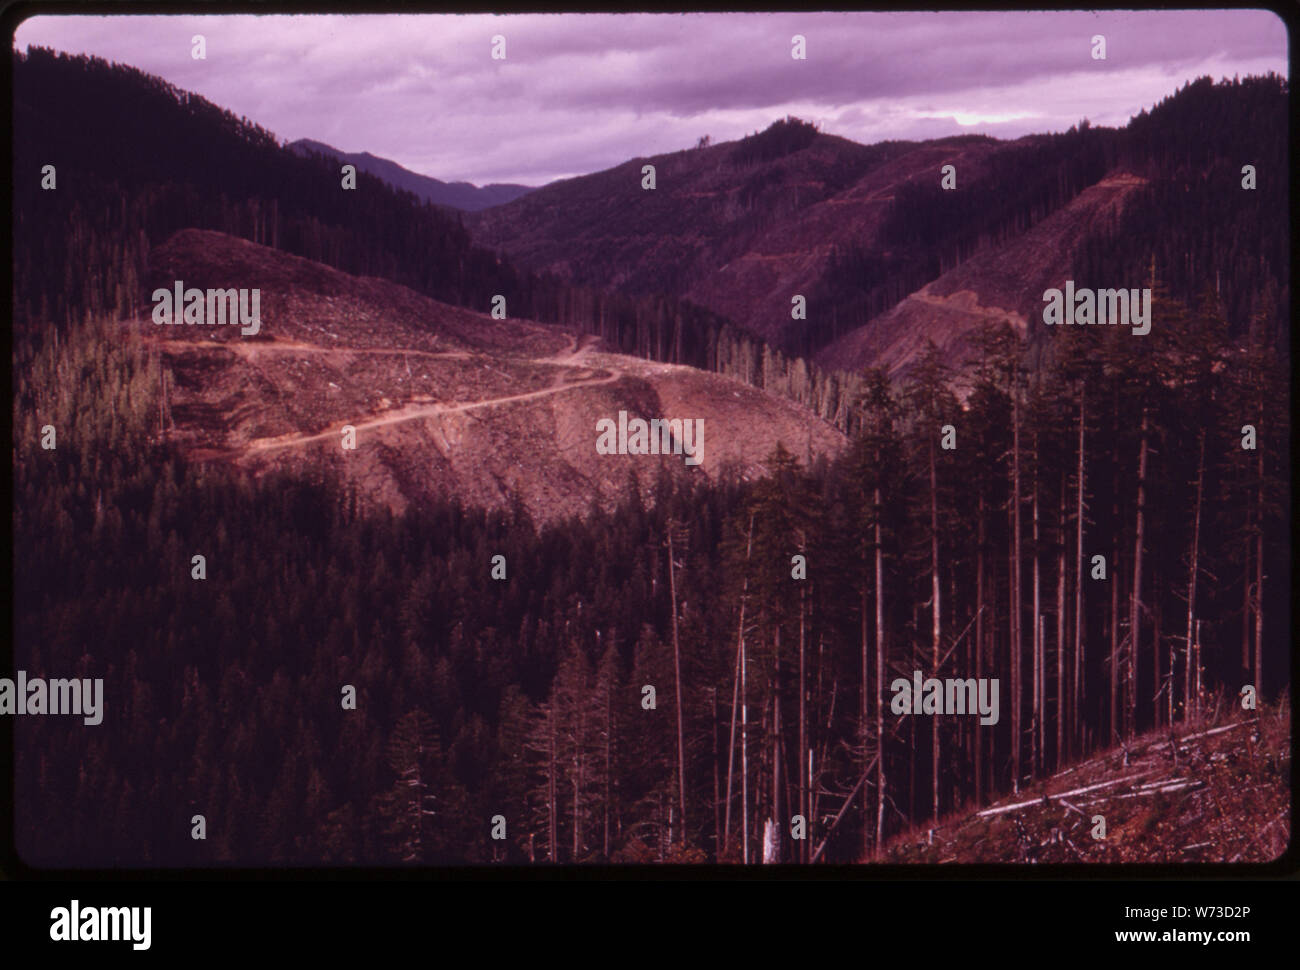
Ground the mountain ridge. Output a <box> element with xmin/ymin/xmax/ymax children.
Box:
<box><xmin>463</xmin><ymin>116</ymin><xmax>1118</xmax><ymax>365</ymax></box>
<box><xmin>467</xmin><ymin>80</ymin><xmax>1288</xmax><ymax>375</ymax></box>
<box><xmin>288</xmin><ymin>137</ymin><xmax>534</xmax><ymax>211</ymax></box>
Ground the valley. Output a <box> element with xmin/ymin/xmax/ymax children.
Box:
<box><xmin>10</xmin><ymin>42</ymin><xmax>1289</xmax><ymax>870</ymax></box>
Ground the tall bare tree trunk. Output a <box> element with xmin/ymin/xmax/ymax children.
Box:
<box><xmin>771</xmin><ymin>633</ymin><xmax>782</xmax><ymax>864</ymax></box>
<box><xmin>1110</xmin><ymin>386</ymin><xmax>1122</xmax><ymax>747</ymax></box>
<box><xmin>813</xmin><ymin>634</ymin><xmax>829</xmax><ymax>840</ymax></box>
<box><xmin>1194</xmin><ymin>619</ymin><xmax>1202</xmax><ymax>719</ymax></box>
<box><xmin>1056</xmin><ymin>476</ymin><xmax>1066</xmax><ymax>770</ymax></box>
<box><xmin>1241</xmin><ymin>533</ymin><xmax>1252</xmax><ymax>685</ymax></box>
<box><xmin>929</xmin><ymin>436</ymin><xmax>941</xmax><ymax>820</ymax></box>
<box><xmin>1184</xmin><ymin>433</ymin><xmax>1203</xmax><ymax>724</ymax></box>
<box><xmin>667</xmin><ymin>525</ymin><xmax>687</xmax><ymax>845</ymax></box>
<box><xmin>742</xmin><ymin>630</ymin><xmax>749</xmax><ymax>864</ymax></box>
<box><xmin>724</xmin><ymin>515</ymin><xmax>754</xmax><ymax>853</ymax></box>
<box><xmin>1110</xmin><ymin>558</ymin><xmax>1120</xmax><ymax>744</ymax></box>
<box><xmin>1129</xmin><ymin>409</ymin><xmax>1149</xmax><ymax>737</ymax></box>
<box><xmin>1153</xmin><ymin>589</ymin><xmax>1163</xmax><ymax>727</ymax></box>
<box><xmin>957</xmin><ymin>571</ymin><xmax>968</xmax><ymax>796</ymax></box>
<box><xmin>861</xmin><ymin>572</ymin><xmax>870</xmax><ymax>857</ymax></box>
<box><xmin>1032</xmin><ymin>440</ymin><xmax>1042</xmax><ymax>777</ymax></box>
<box><xmin>874</xmin><ymin>484</ymin><xmax>887</xmax><ymax>850</ymax></box>
<box><xmin>988</xmin><ymin>580</ymin><xmax>997</xmax><ymax>792</ymax></box>
<box><xmin>975</xmin><ymin>494</ymin><xmax>986</xmax><ymax>804</ymax></box>
<box><xmin>798</xmin><ymin>577</ymin><xmax>807</xmax><ymax>863</ymax></box>
<box><xmin>1010</xmin><ymin>388</ymin><xmax>1023</xmax><ymax>791</ymax></box>
<box><xmin>1254</xmin><ymin>430</ymin><xmax>1265</xmax><ymax>696</ymax></box>
<box><xmin>1073</xmin><ymin>386</ymin><xmax>1086</xmax><ymax>757</ymax></box>
<box><xmin>711</xmin><ymin>689</ymin><xmax>719</xmax><ymax>860</ymax></box>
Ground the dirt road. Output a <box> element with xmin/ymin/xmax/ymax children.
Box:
<box><xmin>244</xmin><ymin>366</ymin><xmax>619</xmax><ymax>456</ymax></box>
<box><xmin>146</xmin><ymin>328</ymin><xmax>617</xmax><ymax>460</ymax></box>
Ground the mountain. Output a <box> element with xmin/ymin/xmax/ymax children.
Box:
<box><xmin>145</xmin><ymin>229</ymin><xmax>845</xmax><ymax>523</ymax></box>
<box><xmin>288</xmin><ymin>138</ymin><xmax>534</xmax><ymax>211</ymax></box>
<box><xmin>469</xmin><ymin>80</ymin><xmax>1288</xmax><ymax>374</ymax></box>
<box><xmin>466</xmin><ymin>118</ymin><xmax>927</xmax><ymax>344</ymax></box>
<box><xmin>464</xmin><ymin>117</ymin><xmax>1109</xmax><ymax>356</ymax></box>
<box><xmin>680</xmin><ymin>133</ymin><xmax>1005</xmax><ymax>346</ymax></box>
<box><xmin>13</xmin><ymin>47</ymin><xmax>534</xmax><ymax>322</ymax></box>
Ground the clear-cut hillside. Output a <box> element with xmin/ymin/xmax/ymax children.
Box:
<box><xmin>875</xmin><ymin>700</ymin><xmax>1288</xmax><ymax>864</ymax></box>
<box><xmin>464</xmin><ymin>121</ymin><xmax>1125</xmax><ymax>362</ymax></box>
<box><xmin>467</xmin><ymin>123</ymin><xmax>995</xmax><ymax>344</ymax></box>
<box><xmin>683</xmin><ymin>136</ymin><xmax>1007</xmax><ymax>345</ymax></box>
<box><xmin>143</xmin><ymin>230</ymin><xmax>845</xmax><ymax>523</ymax></box>
<box><xmin>816</xmin><ymin>172</ymin><xmax>1149</xmax><ymax>383</ymax></box>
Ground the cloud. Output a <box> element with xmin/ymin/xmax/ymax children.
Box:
<box><xmin>13</xmin><ymin>10</ymin><xmax>1287</xmax><ymax>185</ymax></box>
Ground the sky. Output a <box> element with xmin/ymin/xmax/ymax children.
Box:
<box><xmin>13</xmin><ymin>11</ymin><xmax>1289</xmax><ymax>187</ymax></box>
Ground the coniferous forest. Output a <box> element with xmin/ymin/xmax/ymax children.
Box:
<box><xmin>10</xmin><ymin>47</ymin><xmax>1291</xmax><ymax>866</ymax></box>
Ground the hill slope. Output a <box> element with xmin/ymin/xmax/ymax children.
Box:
<box><xmin>145</xmin><ymin>229</ymin><xmax>845</xmax><ymax>523</ymax></box>
<box><xmin>683</xmin><ymin>135</ymin><xmax>1006</xmax><ymax>347</ymax></box>
<box><xmin>464</xmin><ymin>117</ymin><xmax>1124</xmax><ymax>360</ymax></box>
<box><xmin>817</xmin><ymin>172</ymin><xmax>1149</xmax><ymax>382</ymax></box>
<box><xmin>876</xmin><ymin>700</ymin><xmax>1289</xmax><ymax>864</ymax></box>
<box><xmin>467</xmin><ymin>120</ymin><xmax>992</xmax><ymax>348</ymax></box>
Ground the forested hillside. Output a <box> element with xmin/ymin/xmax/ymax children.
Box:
<box><xmin>824</xmin><ymin>75</ymin><xmax>1289</xmax><ymax>359</ymax></box>
<box><xmin>1072</xmin><ymin>76</ymin><xmax>1289</xmax><ymax>351</ymax></box>
<box><xmin>13</xmin><ymin>302</ymin><xmax>1287</xmax><ymax>863</ymax></box>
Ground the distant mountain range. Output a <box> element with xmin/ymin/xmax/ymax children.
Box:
<box><xmin>288</xmin><ymin>138</ymin><xmax>534</xmax><ymax>212</ymax></box>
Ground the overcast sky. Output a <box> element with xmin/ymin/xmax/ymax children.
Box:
<box><xmin>13</xmin><ymin>11</ymin><xmax>1289</xmax><ymax>187</ymax></box>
